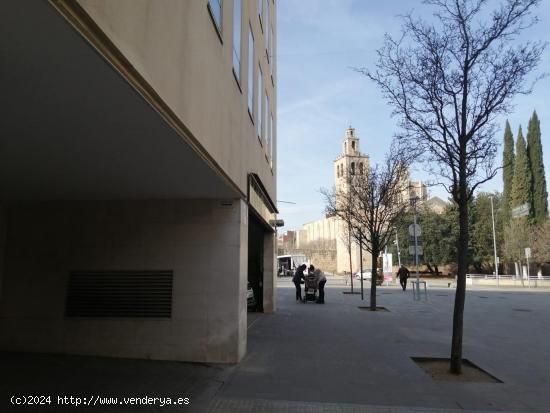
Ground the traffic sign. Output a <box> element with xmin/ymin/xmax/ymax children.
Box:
<box><xmin>408</xmin><ymin>223</ymin><xmax>421</xmax><ymax>236</ymax></box>
<box><xmin>525</xmin><ymin>248</ymin><xmax>531</xmax><ymax>258</ymax></box>
<box><xmin>409</xmin><ymin>237</ymin><xmax>422</xmax><ymax>245</ymax></box>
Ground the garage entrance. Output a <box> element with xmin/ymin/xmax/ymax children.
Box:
<box><xmin>248</xmin><ymin>213</ymin><xmax>265</xmax><ymax>312</ymax></box>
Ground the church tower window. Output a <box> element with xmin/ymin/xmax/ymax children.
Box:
<box><xmin>351</xmin><ymin>162</ymin><xmax>355</xmax><ymax>175</ymax></box>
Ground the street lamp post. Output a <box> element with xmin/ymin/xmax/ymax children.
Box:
<box><xmin>395</xmin><ymin>229</ymin><xmax>401</xmax><ymax>267</ymax></box>
<box><xmin>490</xmin><ymin>196</ymin><xmax>499</xmax><ymax>287</ymax></box>
<box><xmin>411</xmin><ymin>196</ymin><xmax>420</xmax><ymax>285</ymax></box>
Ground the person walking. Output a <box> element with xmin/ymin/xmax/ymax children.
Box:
<box><xmin>292</xmin><ymin>264</ymin><xmax>306</xmax><ymax>302</ymax></box>
<box><xmin>315</xmin><ymin>269</ymin><xmax>327</xmax><ymax>304</ymax></box>
<box><xmin>397</xmin><ymin>265</ymin><xmax>410</xmax><ymax>291</ymax></box>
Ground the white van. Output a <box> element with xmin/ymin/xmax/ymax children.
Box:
<box><xmin>277</xmin><ymin>254</ymin><xmax>308</xmax><ymax>277</ymax></box>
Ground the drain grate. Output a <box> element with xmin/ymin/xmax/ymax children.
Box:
<box><xmin>478</xmin><ymin>296</ymin><xmax>489</xmax><ymax>299</ymax></box>
<box><xmin>513</xmin><ymin>308</ymin><xmax>532</xmax><ymax>312</ymax></box>
<box><xmin>435</xmin><ymin>294</ymin><xmax>448</xmax><ymax>297</ymax></box>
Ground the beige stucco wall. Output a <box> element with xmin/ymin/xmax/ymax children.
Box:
<box><xmin>0</xmin><ymin>199</ymin><xmax>248</xmax><ymax>363</ymax></box>
<box><xmin>302</xmin><ymin>216</ymin><xmax>338</xmax><ymax>244</ymax></box>
<box><xmin>336</xmin><ymin>225</ymin><xmax>371</xmax><ymax>275</ymax></box>
<box><xmin>75</xmin><ymin>0</ymin><xmax>277</xmax><ymax>203</ymax></box>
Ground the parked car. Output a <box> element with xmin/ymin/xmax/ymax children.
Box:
<box><xmin>247</xmin><ymin>282</ymin><xmax>256</xmax><ymax>308</ymax></box>
<box><xmin>354</xmin><ymin>270</ymin><xmax>372</xmax><ymax>280</ymax></box>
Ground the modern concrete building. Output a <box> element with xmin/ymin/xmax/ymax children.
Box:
<box><xmin>0</xmin><ymin>0</ymin><xmax>277</xmax><ymax>363</ymax></box>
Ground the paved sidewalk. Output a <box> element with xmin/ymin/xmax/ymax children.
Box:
<box><xmin>211</xmin><ymin>285</ymin><xmax>550</xmax><ymax>412</ymax></box>
<box><xmin>1</xmin><ymin>285</ymin><xmax>549</xmax><ymax>412</ymax></box>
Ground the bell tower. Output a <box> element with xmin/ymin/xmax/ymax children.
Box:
<box><xmin>334</xmin><ymin>126</ymin><xmax>369</xmax><ymax>193</ymax></box>
<box><xmin>342</xmin><ymin>126</ymin><xmax>360</xmax><ymax>156</ymax></box>
<box><xmin>333</xmin><ymin>126</ymin><xmax>372</xmax><ymax>275</ymax></box>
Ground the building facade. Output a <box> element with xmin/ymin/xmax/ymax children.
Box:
<box><xmin>0</xmin><ymin>0</ymin><xmax>277</xmax><ymax>363</ymax></box>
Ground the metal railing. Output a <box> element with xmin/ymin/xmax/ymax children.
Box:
<box><xmin>465</xmin><ymin>273</ymin><xmax>550</xmax><ymax>288</ymax></box>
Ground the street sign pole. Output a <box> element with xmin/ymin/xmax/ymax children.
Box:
<box><xmin>414</xmin><ymin>213</ymin><xmax>419</xmax><ymax>285</ymax></box>
<box><xmin>395</xmin><ymin>230</ymin><xmax>401</xmax><ymax>267</ymax></box>
<box><xmin>359</xmin><ymin>232</ymin><xmax>364</xmax><ymax>300</ymax></box>
<box><xmin>490</xmin><ymin>196</ymin><xmax>499</xmax><ymax>287</ymax></box>
<box><xmin>526</xmin><ymin>248</ymin><xmax>531</xmax><ymax>289</ymax></box>
<box><xmin>413</xmin><ymin>203</ymin><xmax>419</xmax><ymax>301</ymax></box>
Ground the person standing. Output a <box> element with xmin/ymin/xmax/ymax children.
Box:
<box><xmin>397</xmin><ymin>265</ymin><xmax>410</xmax><ymax>291</ymax></box>
<box><xmin>315</xmin><ymin>269</ymin><xmax>327</xmax><ymax>304</ymax></box>
<box><xmin>292</xmin><ymin>264</ymin><xmax>306</xmax><ymax>302</ymax></box>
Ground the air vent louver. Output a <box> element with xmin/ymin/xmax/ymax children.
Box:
<box><xmin>66</xmin><ymin>271</ymin><xmax>173</xmax><ymax>318</ymax></box>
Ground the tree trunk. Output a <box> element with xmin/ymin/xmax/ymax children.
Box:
<box><xmin>370</xmin><ymin>248</ymin><xmax>378</xmax><ymax>311</ymax></box>
<box><xmin>450</xmin><ymin>181</ymin><xmax>469</xmax><ymax>374</ymax></box>
<box><xmin>426</xmin><ymin>263</ymin><xmax>435</xmax><ymax>274</ymax></box>
<box><xmin>434</xmin><ymin>264</ymin><xmax>439</xmax><ymax>276</ymax></box>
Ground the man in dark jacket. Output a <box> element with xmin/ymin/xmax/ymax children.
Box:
<box><xmin>397</xmin><ymin>265</ymin><xmax>410</xmax><ymax>291</ymax></box>
<box><xmin>292</xmin><ymin>264</ymin><xmax>307</xmax><ymax>302</ymax></box>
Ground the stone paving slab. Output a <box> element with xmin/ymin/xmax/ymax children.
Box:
<box><xmin>216</xmin><ymin>285</ymin><xmax>550</xmax><ymax>412</ymax></box>
<box><xmin>207</xmin><ymin>397</ymin><xmax>524</xmax><ymax>413</ymax></box>
<box><xmin>1</xmin><ymin>284</ymin><xmax>549</xmax><ymax>412</ymax></box>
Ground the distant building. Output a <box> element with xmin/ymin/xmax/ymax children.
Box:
<box><xmin>288</xmin><ymin>126</ymin><xmax>429</xmax><ymax>274</ymax></box>
<box><xmin>425</xmin><ymin>196</ymin><xmax>449</xmax><ymax>214</ymax></box>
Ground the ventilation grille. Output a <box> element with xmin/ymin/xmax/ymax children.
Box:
<box><xmin>66</xmin><ymin>271</ymin><xmax>173</xmax><ymax>318</ymax></box>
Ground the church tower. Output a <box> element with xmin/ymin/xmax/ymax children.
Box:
<box><xmin>333</xmin><ymin>126</ymin><xmax>371</xmax><ymax>274</ymax></box>
<box><xmin>334</xmin><ymin>126</ymin><xmax>370</xmax><ymax>193</ymax></box>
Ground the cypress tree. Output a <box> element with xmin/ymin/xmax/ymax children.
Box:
<box><xmin>502</xmin><ymin>120</ymin><xmax>515</xmax><ymax>223</ymax></box>
<box><xmin>526</xmin><ymin>110</ymin><xmax>548</xmax><ymax>223</ymax></box>
<box><xmin>511</xmin><ymin>126</ymin><xmax>533</xmax><ymax>212</ymax></box>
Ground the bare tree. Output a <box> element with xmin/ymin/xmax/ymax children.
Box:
<box><xmin>323</xmin><ymin>144</ymin><xmax>411</xmax><ymax>310</ymax></box>
<box><xmin>335</xmin><ymin>189</ymin><xmax>357</xmax><ymax>292</ymax></box>
<box><xmin>360</xmin><ymin>0</ymin><xmax>546</xmax><ymax>373</ymax></box>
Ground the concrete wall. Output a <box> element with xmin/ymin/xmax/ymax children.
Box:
<box><xmin>262</xmin><ymin>232</ymin><xmax>276</xmax><ymax>313</ymax></box>
<box><xmin>75</xmin><ymin>0</ymin><xmax>277</xmax><ymax>203</ymax></box>
<box><xmin>0</xmin><ymin>199</ymin><xmax>248</xmax><ymax>363</ymax></box>
<box><xmin>0</xmin><ymin>204</ymin><xmax>6</xmax><ymax>298</ymax></box>
<box><xmin>303</xmin><ymin>250</ymin><xmax>337</xmax><ymax>274</ymax></box>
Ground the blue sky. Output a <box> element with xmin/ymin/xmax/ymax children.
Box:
<box><xmin>276</xmin><ymin>0</ymin><xmax>550</xmax><ymax>232</ymax></box>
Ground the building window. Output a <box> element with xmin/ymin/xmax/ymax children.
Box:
<box><xmin>264</xmin><ymin>91</ymin><xmax>269</xmax><ymax>148</ymax></box>
<box><xmin>208</xmin><ymin>0</ymin><xmax>223</xmax><ymax>37</ymax></box>
<box><xmin>257</xmin><ymin>65</ymin><xmax>263</xmax><ymax>140</ymax></box>
<box><xmin>359</xmin><ymin>162</ymin><xmax>363</xmax><ymax>175</ymax></box>
<box><xmin>264</xmin><ymin>0</ymin><xmax>269</xmax><ymax>57</ymax></box>
<box><xmin>247</xmin><ymin>25</ymin><xmax>254</xmax><ymax>119</ymax></box>
<box><xmin>258</xmin><ymin>0</ymin><xmax>263</xmax><ymax>30</ymax></box>
<box><xmin>351</xmin><ymin>162</ymin><xmax>355</xmax><ymax>175</ymax></box>
<box><xmin>352</xmin><ymin>141</ymin><xmax>355</xmax><ymax>150</ymax></box>
<box><xmin>232</xmin><ymin>0</ymin><xmax>241</xmax><ymax>83</ymax></box>
<box><xmin>270</xmin><ymin>112</ymin><xmax>274</xmax><ymax>166</ymax></box>
<box><xmin>269</xmin><ymin>24</ymin><xmax>274</xmax><ymax>82</ymax></box>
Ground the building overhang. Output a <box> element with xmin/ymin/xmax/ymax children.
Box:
<box><xmin>0</xmin><ymin>1</ymin><xmax>240</xmax><ymax>203</ymax></box>
<box><xmin>248</xmin><ymin>173</ymin><xmax>278</xmax><ymax>231</ymax></box>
